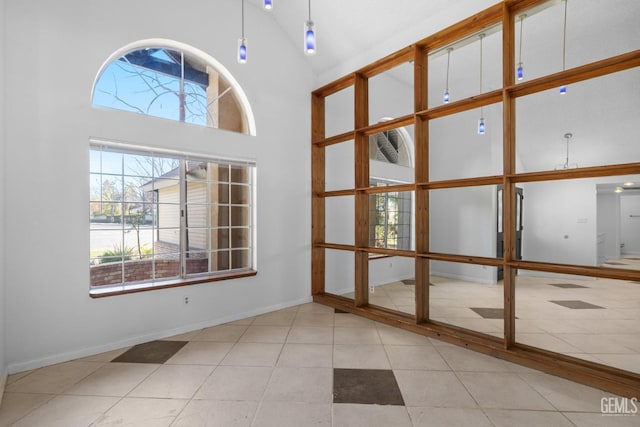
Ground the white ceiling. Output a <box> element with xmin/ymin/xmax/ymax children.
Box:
<box><xmin>253</xmin><ymin>0</ymin><xmax>639</xmax><ymax>183</ymax></box>
<box><xmin>252</xmin><ymin>0</ymin><xmax>496</xmax><ymax>80</ymax></box>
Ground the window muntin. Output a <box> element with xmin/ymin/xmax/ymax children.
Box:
<box><xmin>93</xmin><ymin>45</ymin><xmax>251</xmax><ymax>135</ymax></box>
<box><xmin>90</xmin><ymin>145</ymin><xmax>255</xmax><ymax>294</ymax></box>
<box><xmin>369</xmin><ymin>181</ymin><xmax>412</xmax><ymax>250</ymax></box>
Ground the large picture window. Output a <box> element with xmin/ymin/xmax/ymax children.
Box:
<box><xmin>89</xmin><ymin>143</ymin><xmax>256</xmax><ymax>295</ymax></box>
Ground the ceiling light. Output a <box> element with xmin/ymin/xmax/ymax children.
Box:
<box><xmin>615</xmin><ymin>187</ymin><xmax>623</xmax><ymax>193</ymax></box>
<box><xmin>305</xmin><ymin>0</ymin><xmax>316</xmax><ymax>55</ymax></box>
<box><xmin>517</xmin><ymin>14</ymin><xmax>526</xmax><ymax>81</ymax></box>
<box><xmin>443</xmin><ymin>48</ymin><xmax>453</xmax><ymax>103</ymax></box>
<box><xmin>264</xmin><ymin>0</ymin><xmax>273</xmax><ymax>11</ymax></box>
<box><xmin>238</xmin><ymin>0</ymin><xmax>247</xmax><ymax>64</ymax></box>
<box><xmin>624</xmin><ymin>182</ymin><xmax>635</xmax><ymax>186</ymax></box>
<box><xmin>477</xmin><ymin>34</ymin><xmax>485</xmax><ymax>135</ymax></box>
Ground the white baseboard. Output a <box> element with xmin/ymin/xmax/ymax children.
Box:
<box><xmin>7</xmin><ymin>295</ymin><xmax>313</xmax><ymax>375</ymax></box>
<box><xmin>0</xmin><ymin>371</ymin><xmax>6</xmax><ymax>407</ymax></box>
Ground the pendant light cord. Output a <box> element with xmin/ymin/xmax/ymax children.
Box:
<box><xmin>479</xmin><ymin>34</ymin><xmax>484</xmax><ymax>116</ymax></box>
<box><xmin>308</xmin><ymin>0</ymin><xmax>312</xmax><ymax>21</ymax></box>
<box><xmin>445</xmin><ymin>48</ymin><xmax>452</xmax><ymax>89</ymax></box>
<box><xmin>562</xmin><ymin>0</ymin><xmax>568</xmax><ymax>71</ymax></box>
<box><xmin>241</xmin><ymin>0</ymin><xmax>245</xmax><ymax>38</ymax></box>
<box><xmin>518</xmin><ymin>15</ymin><xmax>525</xmax><ymax>64</ymax></box>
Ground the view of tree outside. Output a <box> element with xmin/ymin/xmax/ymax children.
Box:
<box><xmin>93</xmin><ymin>49</ymin><xmax>211</xmax><ymax>126</ymax></box>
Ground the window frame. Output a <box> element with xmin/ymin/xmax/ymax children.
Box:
<box><xmin>89</xmin><ymin>140</ymin><xmax>257</xmax><ymax>298</ymax></box>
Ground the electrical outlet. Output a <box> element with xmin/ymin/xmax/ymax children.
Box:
<box><xmin>369</xmin><ymin>286</ymin><xmax>375</xmax><ymax>294</ymax></box>
<box><xmin>184</xmin><ymin>296</ymin><xmax>189</xmax><ymax>304</ymax></box>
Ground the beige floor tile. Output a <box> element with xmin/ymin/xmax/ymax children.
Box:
<box><xmin>434</xmin><ymin>344</ymin><xmax>513</xmax><ymax>372</ymax></box>
<box><xmin>563</xmin><ymin>411</ymin><xmax>640</xmax><ymax>427</ymax></box>
<box><xmin>64</xmin><ymin>363</ymin><xmax>159</xmax><ymax>397</ymax></box>
<box><xmin>553</xmin><ymin>333</ymin><xmax>636</xmax><ymax>354</ymax></box>
<box><xmin>333</xmin><ymin>403</ymin><xmax>412</xmax><ymax>427</ymax></box>
<box><xmin>225</xmin><ymin>317</ymin><xmax>255</xmax><ymax>326</ymax></box>
<box><xmin>408</xmin><ymin>407</ymin><xmax>493</xmax><ymax>427</ymax></box>
<box><xmin>276</xmin><ymin>344</ymin><xmax>333</xmax><ymax>368</ymax></box>
<box><xmin>238</xmin><ymin>325</ymin><xmax>291</xmax><ymax>343</ymax></box>
<box><xmin>333</xmin><ymin>345</ymin><xmax>391</xmax><ymax>369</ymax></box>
<box><xmin>262</xmin><ymin>367</ymin><xmax>333</xmax><ymax>403</ymax></box>
<box><xmin>252</xmin><ymin>401</ymin><xmax>331</xmax><ymax>427</ymax></box>
<box><xmin>128</xmin><ymin>365</ymin><xmax>214</xmax><ymax>399</ymax></box>
<box><xmin>0</xmin><ymin>393</ymin><xmax>54</xmax><ymax>427</ymax></box>
<box><xmin>333</xmin><ymin>327</ymin><xmax>381</xmax><ymax>345</ymax></box>
<box><xmin>194</xmin><ymin>366</ymin><xmax>272</xmax><ymax>401</ymax></box>
<box><xmin>296</xmin><ymin>303</ymin><xmax>334</xmax><ymax>314</ymax></box>
<box><xmin>516</xmin><ymin>333</ymin><xmax>584</xmax><ymax>354</ymax></box>
<box><xmin>286</xmin><ymin>327</ymin><xmax>333</xmax><ymax>344</ymax></box>
<box><xmin>220</xmin><ymin>343</ymin><xmax>283</xmax><ymax>367</ymax></box>
<box><xmin>592</xmin><ymin>353</ymin><xmax>640</xmax><ymax>374</ymax></box>
<box><xmin>457</xmin><ymin>372</ymin><xmax>556</xmax><ymax>410</ymax></box>
<box><xmin>519</xmin><ymin>371</ymin><xmax>624</xmax><ymax>412</ymax></box>
<box><xmin>292</xmin><ymin>312</ymin><xmax>334</xmax><ymax>327</ymax></box>
<box><xmin>375</xmin><ymin>325</ymin><xmax>432</xmax><ymax>346</ymax></box>
<box><xmin>10</xmin><ymin>395</ymin><xmax>118</xmax><ymax>427</ymax></box>
<box><xmin>91</xmin><ymin>397</ymin><xmax>187</xmax><ymax>426</ymax></box>
<box><xmin>252</xmin><ymin>309</ymin><xmax>298</xmax><ymax>326</ymax></box>
<box><xmin>334</xmin><ymin>313</ymin><xmax>377</xmax><ymax>328</ymax></box>
<box><xmin>393</xmin><ymin>370</ymin><xmax>477</xmax><ymax>408</ymax></box>
<box><xmin>6</xmin><ymin>370</ymin><xmax>34</xmax><ymax>386</ymax></box>
<box><xmin>484</xmin><ymin>409</ymin><xmax>575</xmax><ymax>427</ymax></box>
<box><xmin>385</xmin><ymin>345</ymin><xmax>450</xmax><ymax>371</ymax></box>
<box><xmin>164</xmin><ymin>329</ymin><xmax>202</xmax><ymax>341</ymax></box>
<box><xmin>6</xmin><ymin>361</ymin><xmax>103</xmax><ymax>394</ymax></box>
<box><xmin>172</xmin><ymin>400</ymin><xmax>258</xmax><ymax>427</ymax></box>
<box><xmin>166</xmin><ymin>341</ymin><xmax>234</xmax><ymax>365</ymax></box>
<box><xmin>193</xmin><ymin>325</ymin><xmax>249</xmax><ymax>342</ymax></box>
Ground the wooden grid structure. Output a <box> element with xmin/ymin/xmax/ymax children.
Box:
<box><xmin>311</xmin><ymin>0</ymin><xmax>640</xmax><ymax>396</ymax></box>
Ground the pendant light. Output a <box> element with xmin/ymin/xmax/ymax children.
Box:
<box><xmin>516</xmin><ymin>14</ymin><xmax>526</xmax><ymax>81</ymax></box>
<box><xmin>477</xmin><ymin>34</ymin><xmax>486</xmax><ymax>135</ymax></box>
<box><xmin>304</xmin><ymin>0</ymin><xmax>316</xmax><ymax>55</ymax></box>
<box><xmin>238</xmin><ymin>0</ymin><xmax>247</xmax><ymax>64</ymax></box>
<box><xmin>443</xmin><ymin>48</ymin><xmax>453</xmax><ymax>103</ymax></box>
<box><xmin>560</xmin><ymin>0</ymin><xmax>568</xmax><ymax>94</ymax></box>
<box><xmin>554</xmin><ymin>133</ymin><xmax>577</xmax><ymax>169</ymax></box>
<box><xmin>264</xmin><ymin>0</ymin><xmax>273</xmax><ymax>11</ymax></box>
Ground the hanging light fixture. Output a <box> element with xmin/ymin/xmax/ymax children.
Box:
<box><xmin>516</xmin><ymin>14</ymin><xmax>526</xmax><ymax>81</ymax></box>
<box><xmin>478</xmin><ymin>34</ymin><xmax>486</xmax><ymax>135</ymax></box>
<box><xmin>555</xmin><ymin>132</ymin><xmax>578</xmax><ymax>169</ymax></box>
<box><xmin>560</xmin><ymin>0</ymin><xmax>568</xmax><ymax>94</ymax></box>
<box><xmin>264</xmin><ymin>0</ymin><xmax>273</xmax><ymax>11</ymax></box>
<box><xmin>304</xmin><ymin>0</ymin><xmax>316</xmax><ymax>55</ymax></box>
<box><xmin>238</xmin><ymin>0</ymin><xmax>247</xmax><ymax>64</ymax></box>
<box><xmin>443</xmin><ymin>48</ymin><xmax>453</xmax><ymax>103</ymax></box>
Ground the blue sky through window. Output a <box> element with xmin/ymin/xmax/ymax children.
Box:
<box><xmin>93</xmin><ymin>50</ymin><xmax>208</xmax><ymax>126</ymax></box>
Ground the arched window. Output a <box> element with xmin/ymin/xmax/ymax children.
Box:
<box><xmin>92</xmin><ymin>39</ymin><xmax>256</xmax><ymax>136</ymax></box>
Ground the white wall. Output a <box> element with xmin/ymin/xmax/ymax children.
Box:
<box><xmin>0</xmin><ymin>0</ymin><xmax>7</xmax><ymax>395</ymax></box>
<box><xmin>620</xmin><ymin>194</ymin><xmax>640</xmax><ymax>255</ymax></box>
<box><xmin>597</xmin><ymin>192</ymin><xmax>621</xmax><ymax>262</ymax></box>
<box><xmin>521</xmin><ymin>180</ymin><xmax>597</xmax><ymax>267</ymax></box>
<box><xmin>4</xmin><ymin>0</ymin><xmax>314</xmax><ymax>373</ymax></box>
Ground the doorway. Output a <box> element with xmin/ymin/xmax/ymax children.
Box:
<box><xmin>497</xmin><ymin>186</ymin><xmax>523</xmax><ymax>281</ymax></box>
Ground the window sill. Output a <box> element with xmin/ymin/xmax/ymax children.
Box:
<box><xmin>89</xmin><ymin>270</ymin><xmax>257</xmax><ymax>298</ymax></box>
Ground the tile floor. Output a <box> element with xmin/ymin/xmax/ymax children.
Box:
<box><xmin>0</xmin><ymin>303</ymin><xmax>637</xmax><ymax>426</ymax></box>
<box><xmin>356</xmin><ymin>257</ymin><xmax>640</xmax><ymax>375</ymax></box>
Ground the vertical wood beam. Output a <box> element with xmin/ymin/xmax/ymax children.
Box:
<box><xmin>502</xmin><ymin>4</ymin><xmax>517</xmax><ymax>348</ymax></box>
<box><xmin>414</xmin><ymin>45</ymin><xmax>430</xmax><ymax>323</ymax></box>
<box><xmin>354</xmin><ymin>74</ymin><xmax>370</xmax><ymax>306</ymax></box>
<box><xmin>311</xmin><ymin>93</ymin><xmax>326</xmax><ymax>295</ymax></box>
